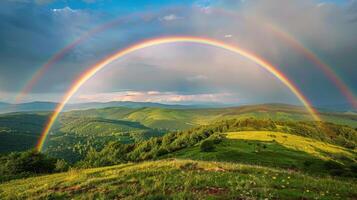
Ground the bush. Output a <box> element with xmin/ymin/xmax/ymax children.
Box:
<box><xmin>54</xmin><ymin>159</ymin><xmax>69</xmax><ymax>172</ymax></box>
<box><xmin>324</xmin><ymin>160</ymin><xmax>345</xmax><ymax>176</ymax></box>
<box><xmin>200</xmin><ymin>140</ymin><xmax>215</xmax><ymax>152</ymax></box>
<box><xmin>0</xmin><ymin>150</ymin><xmax>57</xmax><ymax>182</ymax></box>
<box><xmin>156</xmin><ymin>147</ymin><xmax>169</xmax><ymax>157</ymax></box>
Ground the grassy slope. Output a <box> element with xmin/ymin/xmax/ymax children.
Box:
<box><xmin>0</xmin><ymin>159</ymin><xmax>356</xmax><ymax>200</ymax></box>
<box><xmin>171</xmin><ymin>131</ymin><xmax>356</xmax><ymax>175</ymax></box>
<box><xmin>61</xmin><ymin>104</ymin><xmax>357</xmax><ymax>129</ymax></box>
<box><xmin>226</xmin><ymin>131</ymin><xmax>355</xmax><ymax>160</ymax></box>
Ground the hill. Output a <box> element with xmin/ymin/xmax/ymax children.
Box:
<box><xmin>0</xmin><ymin>101</ymin><xmax>223</xmax><ymax>114</ymax></box>
<box><xmin>61</xmin><ymin>104</ymin><xmax>357</xmax><ymax>129</ymax></box>
<box><xmin>171</xmin><ymin>131</ymin><xmax>356</xmax><ymax>175</ymax></box>
<box><xmin>45</xmin><ymin>117</ymin><xmax>164</xmax><ymax>162</ymax></box>
<box><xmin>0</xmin><ymin>159</ymin><xmax>355</xmax><ymax>199</ymax></box>
<box><xmin>0</xmin><ymin>104</ymin><xmax>356</xmax><ymax>158</ymax></box>
<box><xmin>0</xmin><ymin>118</ymin><xmax>356</xmax><ymax>199</ymax></box>
<box><xmin>0</xmin><ymin>113</ymin><xmax>48</xmax><ymax>152</ymax></box>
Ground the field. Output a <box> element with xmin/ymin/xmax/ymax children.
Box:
<box><xmin>1</xmin><ymin>159</ymin><xmax>356</xmax><ymax>200</ymax></box>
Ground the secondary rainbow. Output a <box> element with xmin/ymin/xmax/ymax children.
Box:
<box><xmin>264</xmin><ymin>23</ymin><xmax>357</xmax><ymax>109</ymax></box>
<box><xmin>208</xmin><ymin>8</ymin><xmax>357</xmax><ymax>109</ymax></box>
<box><xmin>14</xmin><ymin>11</ymin><xmax>148</xmax><ymax>103</ymax></box>
<box><xmin>17</xmin><ymin>8</ymin><xmax>356</xmax><ymax>110</ymax></box>
<box><xmin>35</xmin><ymin>36</ymin><xmax>320</xmax><ymax>152</ymax></box>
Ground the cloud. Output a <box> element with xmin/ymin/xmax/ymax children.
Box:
<box><xmin>159</xmin><ymin>14</ymin><xmax>182</xmax><ymax>21</ymax></box>
<box><xmin>75</xmin><ymin>90</ymin><xmax>239</xmax><ymax>104</ymax></box>
<box><xmin>52</xmin><ymin>6</ymin><xmax>78</xmax><ymax>14</ymax></box>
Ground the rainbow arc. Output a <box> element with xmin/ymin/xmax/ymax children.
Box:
<box><xmin>35</xmin><ymin>36</ymin><xmax>321</xmax><ymax>152</ymax></box>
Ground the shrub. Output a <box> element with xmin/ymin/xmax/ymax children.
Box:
<box><xmin>54</xmin><ymin>159</ymin><xmax>69</xmax><ymax>172</ymax></box>
<box><xmin>200</xmin><ymin>140</ymin><xmax>215</xmax><ymax>152</ymax></box>
<box><xmin>324</xmin><ymin>160</ymin><xmax>345</xmax><ymax>176</ymax></box>
<box><xmin>156</xmin><ymin>147</ymin><xmax>169</xmax><ymax>157</ymax></box>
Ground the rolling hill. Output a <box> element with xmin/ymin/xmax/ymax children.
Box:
<box><xmin>0</xmin><ymin>112</ymin><xmax>356</xmax><ymax>199</ymax></box>
<box><xmin>61</xmin><ymin>104</ymin><xmax>357</xmax><ymax>129</ymax></box>
<box><xmin>0</xmin><ymin>103</ymin><xmax>356</xmax><ymax>156</ymax></box>
<box><xmin>0</xmin><ymin>159</ymin><xmax>355</xmax><ymax>199</ymax></box>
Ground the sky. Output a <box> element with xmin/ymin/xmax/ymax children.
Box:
<box><xmin>0</xmin><ymin>0</ymin><xmax>356</xmax><ymax>107</ymax></box>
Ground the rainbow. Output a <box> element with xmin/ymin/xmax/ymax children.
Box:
<box><xmin>205</xmin><ymin>8</ymin><xmax>357</xmax><ymax>109</ymax></box>
<box><xmin>16</xmin><ymin>8</ymin><xmax>356</xmax><ymax>110</ymax></box>
<box><xmin>35</xmin><ymin>36</ymin><xmax>321</xmax><ymax>152</ymax></box>
<box><xmin>14</xmin><ymin>11</ymin><xmax>152</xmax><ymax>103</ymax></box>
<box><xmin>264</xmin><ymin>23</ymin><xmax>357</xmax><ymax>110</ymax></box>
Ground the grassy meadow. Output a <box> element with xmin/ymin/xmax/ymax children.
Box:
<box><xmin>1</xmin><ymin>159</ymin><xmax>356</xmax><ymax>200</ymax></box>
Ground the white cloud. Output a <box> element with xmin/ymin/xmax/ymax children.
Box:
<box><xmin>75</xmin><ymin>91</ymin><xmax>239</xmax><ymax>104</ymax></box>
<box><xmin>159</xmin><ymin>14</ymin><xmax>182</xmax><ymax>21</ymax></box>
<box><xmin>52</xmin><ymin>6</ymin><xmax>78</xmax><ymax>14</ymax></box>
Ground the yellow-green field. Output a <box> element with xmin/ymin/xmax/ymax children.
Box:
<box><xmin>226</xmin><ymin>131</ymin><xmax>355</xmax><ymax>161</ymax></box>
<box><xmin>0</xmin><ymin>159</ymin><xmax>356</xmax><ymax>200</ymax></box>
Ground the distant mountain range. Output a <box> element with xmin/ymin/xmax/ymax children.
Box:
<box><xmin>0</xmin><ymin>101</ymin><xmax>355</xmax><ymax>114</ymax></box>
<box><xmin>0</xmin><ymin>101</ymin><xmax>232</xmax><ymax>114</ymax></box>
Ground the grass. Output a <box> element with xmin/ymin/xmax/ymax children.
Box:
<box><xmin>0</xmin><ymin>159</ymin><xmax>356</xmax><ymax>200</ymax></box>
<box><xmin>225</xmin><ymin>131</ymin><xmax>355</xmax><ymax>161</ymax></box>
<box><xmin>170</xmin><ymin>131</ymin><xmax>356</xmax><ymax>175</ymax></box>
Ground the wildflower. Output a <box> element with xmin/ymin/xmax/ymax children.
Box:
<box><xmin>306</xmin><ymin>189</ymin><xmax>310</xmax><ymax>192</ymax></box>
<box><xmin>272</xmin><ymin>176</ymin><xmax>276</xmax><ymax>180</ymax></box>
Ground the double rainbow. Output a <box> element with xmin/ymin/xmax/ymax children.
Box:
<box><xmin>35</xmin><ymin>36</ymin><xmax>320</xmax><ymax>152</ymax></box>
<box><xmin>15</xmin><ymin>9</ymin><xmax>356</xmax><ymax>110</ymax></box>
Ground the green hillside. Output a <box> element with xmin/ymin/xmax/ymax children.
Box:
<box><xmin>45</xmin><ymin>117</ymin><xmax>164</xmax><ymax>162</ymax></box>
<box><xmin>1</xmin><ymin>159</ymin><xmax>356</xmax><ymax>199</ymax></box>
<box><xmin>0</xmin><ymin>117</ymin><xmax>356</xmax><ymax>199</ymax></box>
<box><xmin>61</xmin><ymin>104</ymin><xmax>357</xmax><ymax>129</ymax></box>
<box><xmin>171</xmin><ymin>131</ymin><xmax>356</xmax><ymax>175</ymax></box>
<box><xmin>0</xmin><ymin>104</ymin><xmax>356</xmax><ymax>162</ymax></box>
<box><xmin>0</xmin><ymin>113</ymin><xmax>47</xmax><ymax>153</ymax></box>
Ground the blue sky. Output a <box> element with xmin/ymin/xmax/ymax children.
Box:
<box><xmin>0</xmin><ymin>0</ymin><xmax>356</xmax><ymax>108</ymax></box>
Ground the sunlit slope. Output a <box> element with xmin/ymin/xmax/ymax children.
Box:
<box><xmin>171</xmin><ymin>131</ymin><xmax>356</xmax><ymax>175</ymax></box>
<box><xmin>0</xmin><ymin>159</ymin><xmax>355</xmax><ymax>200</ymax></box>
<box><xmin>226</xmin><ymin>131</ymin><xmax>355</xmax><ymax>160</ymax></box>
